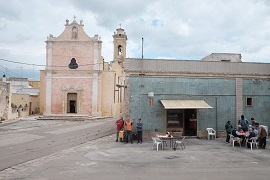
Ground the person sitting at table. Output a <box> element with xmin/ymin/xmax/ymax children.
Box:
<box><xmin>252</xmin><ymin>126</ymin><xmax>258</xmax><ymax>136</ymax></box>
<box><xmin>232</xmin><ymin>126</ymin><xmax>245</xmax><ymax>146</ymax></box>
<box><xmin>232</xmin><ymin>126</ymin><xmax>242</xmax><ymax>137</ymax></box>
<box><xmin>246</xmin><ymin>127</ymin><xmax>256</xmax><ymax>148</ymax></box>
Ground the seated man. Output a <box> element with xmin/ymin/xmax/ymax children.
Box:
<box><xmin>246</xmin><ymin>128</ymin><xmax>256</xmax><ymax>148</ymax></box>
<box><xmin>232</xmin><ymin>126</ymin><xmax>245</xmax><ymax>145</ymax></box>
<box><xmin>232</xmin><ymin>126</ymin><xmax>243</xmax><ymax>137</ymax></box>
<box><xmin>252</xmin><ymin>126</ymin><xmax>258</xmax><ymax>136</ymax></box>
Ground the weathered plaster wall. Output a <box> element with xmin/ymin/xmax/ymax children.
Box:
<box><xmin>101</xmin><ymin>61</ymin><xmax>125</xmax><ymax>117</ymax></box>
<box><xmin>0</xmin><ymin>82</ymin><xmax>10</xmax><ymax>120</ymax></box>
<box><xmin>242</xmin><ymin>79</ymin><xmax>270</xmax><ymax>126</ymax></box>
<box><xmin>128</xmin><ymin>76</ymin><xmax>270</xmax><ymax>137</ymax></box>
<box><xmin>12</xmin><ymin>94</ymin><xmax>30</xmax><ymax>117</ymax></box>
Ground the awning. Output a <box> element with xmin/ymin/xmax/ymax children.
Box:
<box><xmin>160</xmin><ymin>100</ymin><xmax>213</xmax><ymax>109</ymax></box>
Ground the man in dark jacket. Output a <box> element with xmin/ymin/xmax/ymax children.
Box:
<box><xmin>225</xmin><ymin>121</ymin><xmax>233</xmax><ymax>143</ymax></box>
<box><xmin>136</xmin><ymin>118</ymin><xmax>143</xmax><ymax>144</ymax></box>
<box><xmin>238</xmin><ymin>115</ymin><xmax>249</xmax><ymax>132</ymax></box>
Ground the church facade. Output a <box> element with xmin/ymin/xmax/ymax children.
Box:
<box><xmin>40</xmin><ymin>17</ymin><xmax>126</xmax><ymax>117</ymax></box>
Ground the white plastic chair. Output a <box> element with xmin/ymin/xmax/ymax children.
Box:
<box><xmin>152</xmin><ymin>137</ymin><xmax>163</xmax><ymax>151</ymax></box>
<box><xmin>246</xmin><ymin>137</ymin><xmax>258</xmax><ymax>150</ymax></box>
<box><xmin>174</xmin><ymin>136</ymin><xmax>185</xmax><ymax>150</ymax></box>
<box><xmin>206</xmin><ymin>128</ymin><xmax>216</xmax><ymax>140</ymax></box>
<box><xmin>230</xmin><ymin>134</ymin><xmax>241</xmax><ymax>147</ymax></box>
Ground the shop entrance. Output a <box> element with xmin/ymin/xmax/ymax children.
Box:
<box><xmin>184</xmin><ymin>109</ymin><xmax>197</xmax><ymax>136</ymax></box>
<box><xmin>161</xmin><ymin>100</ymin><xmax>212</xmax><ymax>136</ymax></box>
<box><xmin>166</xmin><ymin>109</ymin><xmax>197</xmax><ymax>136</ymax></box>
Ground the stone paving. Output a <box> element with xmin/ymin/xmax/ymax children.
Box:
<box><xmin>0</xmin><ymin>117</ymin><xmax>269</xmax><ymax>179</ymax></box>
<box><xmin>0</xmin><ymin>132</ymin><xmax>269</xmax><ymax>180</ymax></box>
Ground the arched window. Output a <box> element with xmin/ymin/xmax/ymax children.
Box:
<box><xmin>118</xmin><ymin>45</ymin><xmax>122</xmax><ymax>55</ymax></box>
<box><xmin>68</xmin><ymin>58</ymin><xmax>78</xmax><ymax>69</ymax></box>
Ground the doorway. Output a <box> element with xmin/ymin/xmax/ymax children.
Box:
<box><xmin>67</xmin><ymin>93</ymin><xmax>77</xmax><ymax>113</ymax></box>
<box><xmin>69</xmin><ymin>100</ymin><xmax>76</xmax><ymax>113</ymax></box>
<box><xmin>184</xmin><ymin>109</ymin><xmax>197</xmax><ymax>136</ymax></box>
<box><xmin>29</xmin><ymin>102</ymin><xmax>32</xmax><ymax>114</ymax></box>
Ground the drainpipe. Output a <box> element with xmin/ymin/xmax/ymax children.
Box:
<box><xmin>215</xmin><ymin>97</ymin><xmax>218</xmax><ymax>138</ymax></box>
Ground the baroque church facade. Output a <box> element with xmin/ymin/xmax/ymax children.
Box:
<box><xmin>40</xmin><ymin>17</ymin><xmax>127</xmax><ymax>117</ymax></box>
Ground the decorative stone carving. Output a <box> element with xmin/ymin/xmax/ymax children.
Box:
<box><xmin>72</xmin><ymin>27</ymin><xmax>78</xmax><ymax>39</ymax></box>
<box><xmin>62</xmin><ymin>85</ymin><xmax>83</xmax><ymax>114</ymax></box>
<box><xmin>47</xmin><ymin>34</ymin><xmax>55</xmax><ymax>41</ymax></box>
<box><xmin>94</xmin><ymin>34</ymin><xmax>99</xmax><ymax>40</ymax></box>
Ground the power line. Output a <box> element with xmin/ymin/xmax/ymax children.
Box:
<box><xmin>0</xmin><ymin>48</ymin><xmax>109</xmax><ymax>60</ymax></box>
<box><xmin>0</xmin><ymin>65</ymin><xmax>21</xmax><ymax>77</ymax></box>
<box><xmin>0</xmin><ymin>58</ymin><xmax>45</xmax><ymax>66</ymax></box>
<box><xmin>0</xmin><ymin>58</ymin><xmax>103</xmax><ymax>67</ymax></box>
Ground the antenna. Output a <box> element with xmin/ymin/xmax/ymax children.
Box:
<box><xmin>140</xmin><ymin>37</ymin><xmax>145</xmax><ymax>87</ymax></box>
<box><xmin>141</xmin><ymin>37</ymin><xmax>144</xmax><ymax>74</ymax></box>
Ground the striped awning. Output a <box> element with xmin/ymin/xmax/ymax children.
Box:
<box><xmin>160</xmin><ymin>100</ymin><xmax>213</xmax><ymax>109</ymax></box>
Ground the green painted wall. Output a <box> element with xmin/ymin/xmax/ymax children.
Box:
<box><xmin>128</xmin><ymin>76</ymin><xmax>270</xmax><ymax>133</ymax></box>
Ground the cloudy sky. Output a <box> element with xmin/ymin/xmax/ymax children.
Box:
<box><xmin>0</xmin><ymin>0</ymin><xmax>270</xmax><ymax>80</ymax></box>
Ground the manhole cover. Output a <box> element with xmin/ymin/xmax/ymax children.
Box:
<box><xmin>164</xmin><ymin>155</ymin><xmax>179</xmax><ymax>159</ymax></box>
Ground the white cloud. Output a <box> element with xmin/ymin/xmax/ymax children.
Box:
<box><xmin>0</xmin><ymin>0</ymin><xmax>270</xmax><ymax>80</ymax></box>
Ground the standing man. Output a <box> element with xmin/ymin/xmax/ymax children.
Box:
<box><xmin>115</xmin><ymin>117</ymin><xmax>124</xmax><ymax>142</ymax></box>
<box><xmin>255</xmin><ymin>122</ymin><xmax>267</xmax><ymax>149</ymax></box>
<box><xmin>225</xmin><ymin>121</ymin><xmax>233</xmax><ymax>143</ymax></box>
<box><xmin>238</xmin><ymin>115</ymin><xmax>249</xmax><ymax>132</ymax></box>
<box><xmin>251</xmin><ymin>118</ymin><xmax>257</xmax><ymax>126</ymax></box>
<box><xmin>125</xmin><ymin>118</ymin><xmax>133</xmax><ymax>144</ymax></box>
<box><xmin>136</xmin><ymin>118</ymin><xmax>143</xmax><ymax>144</ymax></box>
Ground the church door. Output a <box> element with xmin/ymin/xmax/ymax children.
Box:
<box><xmin>67</xmin><ymin>93</ymin><xmax>77</xmax><ymax>113</ymax></box>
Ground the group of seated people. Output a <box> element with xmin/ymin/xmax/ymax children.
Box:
<box><xmin>227</xmin><ymin>117</ymin><xmax>267</xmax><ymax>149</ymax></box>
<box><xmin>231</xmin><ymin>126</ymin><xmax>258</xmax><ymax>148</ymax></box>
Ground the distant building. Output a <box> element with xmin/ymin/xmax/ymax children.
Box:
<box><xmin>201</xmin><ymin>53</ymin><xmax>242</xmax><ymax>62</ymax></box>
<box><xmin>0</xmin><ymin>75</ymin><xmax>39</xmax><ymax>121</ymax></box>
<box><xmin>0</xmin><ymin>75</ymin><xmax>10</xmax><ymax>121</ymax></box>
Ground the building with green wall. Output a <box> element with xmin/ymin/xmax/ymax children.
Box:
<box><xmin>123</xmin><ymin>56</ymin><xmax>270</xmax><ymax>138</ymax></box>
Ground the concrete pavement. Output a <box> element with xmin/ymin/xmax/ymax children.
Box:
<box><xmin>0</xmin><ymin>130</ymin><xmax>269</xmax><ymax>180</ymax></box>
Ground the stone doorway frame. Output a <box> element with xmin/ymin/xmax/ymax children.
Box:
<box><xmin>62</xmin><ymin>85</ymin><xmax>82</xmax><ymax>114</ymax></box>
